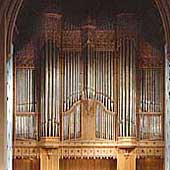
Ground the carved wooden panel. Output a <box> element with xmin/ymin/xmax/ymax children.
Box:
<box><xmin>62</xmin><ymin>31</ymin><xmax>81</xmax><ymax>49</ymax></box>
<box><xmin>61</xmin><ymin>147</ymin><xmax>117</xmax><ymax>159</ymax></box>
<box><xmin>13</xmin><ymin>158</ymin><xmax>40</xmax><ymax>170</ymax></box>
<box><xmin>136</xmin><ymin>158</ymin><xmax>164</xmax><ymax>170</ymax></box>
<box><xmin>59</xmin><ymin>159</ymin><xmax>117</xmax><ymax>170</ymax></box>
<box><xmin>15</xmin><ymin>41</ymin><xmax>35</xmax><ymax>68</ymax></box>
<box><xmin>96</xmin><ymin>31</ymin><xmax>115</xmax><ymax>50</ymax></box>
<box><xmin>138</xmin><ymin>40</ymin><xmax>163</xmax><ymax>68</ymax></box>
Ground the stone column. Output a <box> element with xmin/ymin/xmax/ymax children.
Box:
<box><xmin>165</xmin><ymin>45</ymin><xmax>170</xmax><ymax>170</ymax></box>
<box><xmin>6</xmin><ymin>45</ymin><xmax>13</xmax><ymax>170</ymax></box>
<box><xmin>0</xmin><ymin>14</ymin><xmax>7</xmax><ymax>170</ymax></box>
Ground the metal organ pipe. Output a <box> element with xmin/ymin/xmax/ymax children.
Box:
<box><xmin>52</xmin><ymin>39</ymin><xmax>55</xmax><ymax>137</ymax></box>
<box><xmin>70</xmin><ymin>51</ymin><xmax>73</xmax><ymax>105</ymax></box>
<box><xmin>78</xmin><ymin>52</ymin><xmax>80</xmax><ymax>100</ymax></box>
<box><xmin>105</xmin><ymin>51</ymin><xmax>108</xmax><ymax>109</ymax></box>
<box><xmin>73</xmin><ymin>51</ymin><xmax>76</xmax><ymax>102</ymax></box>
<box><xmin>27</xmin><ymin>70</ymin><xmax>30</xmax><ymax>112</ymax></box>
<box><xmin>117</xmin><ymin>14</ymin><xmax>138</xmax><ymax>137</ymax></box>
<box><xmin>93</xmin><ymin>47</ymin><xmax>96</xmax><ymax>99</ymax></box>
<box><xmin>126</xmin><ymin>38</ymin><xmax>129</xmax><ymax>136</ymax></box>
<box><xmin>40</xmin><ymin>37</ymin><xmax>60</xmax><ymax>137</ymax></box>
<box><xmin>132</xmin><ymin>39</ymin><xmax>136</xmax><ymax>136</ymax></box>
<box><xmin>48</xmin><ymin>40</ymin><xmax>51</xmax><ymax>136</ymax></box>
<box><xmin>122</xmin><ymin>38</ymin><xmax>125</xmax><ymax>136</ymax></box>
<box><xmin>112</xmin><ymin>51</ymin><xmax>115</xmax><ymax>112</ymax></box>
<box><xmin>45</xmin><ymin>38</ymin><xmax>48</xmax><ymax>137</ymax></box>
<box><xmin>57</xmin><ymin>48</ymin><xmax>61</xmax><ymax>137</ymax></box>
<box><xmin>64</xmin><ymin>51</ymin><xmax>67</xmax><ymax>112</ymax></box>
<box><xmin>119</xmin><ymin>38</ymin><xmax>123</xmax><ymax>137</ymax></box>
<box><xmin>129</xmin><ymin>39</ymin><xmax>133</xmax><ymax>136</ymax></box>
<box><xmin>40</xmin><ymin>48</ymin><xmax>45</xmax><ymax>137</ymax></box>
<box><xmin>89</xmin><ymin>45</ymin><xmax>91</xmax><ymax>99</ymax></box>
<box><xmin>102</xmin><ymin>51</ymin><xmax>104</xmax><ymax>103</ymax></box>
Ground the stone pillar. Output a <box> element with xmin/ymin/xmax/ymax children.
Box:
<box><xmin>165</xmin><ymin>45</ymin><xmax>170</xmax><ymax>170</ymax></box>
<box><xmin>0</xmin><ymin>14</ymin><xmax>7</xmax><ymax>170</ymax></box>
<box><xmin>6</xmin><ymin>45</ymin><xmax>13</xmax><ymax>170</ymax></box>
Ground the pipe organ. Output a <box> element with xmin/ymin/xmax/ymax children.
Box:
<box><xmin>13</xmin><ymin>12</ymin><xmax>164</xmax><ymax>170</ymax></box>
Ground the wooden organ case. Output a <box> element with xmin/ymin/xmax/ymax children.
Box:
<box><xmin>13</xmin><ymin>12</ymin><xmax>164</xmax><ymax>170</ymax></box>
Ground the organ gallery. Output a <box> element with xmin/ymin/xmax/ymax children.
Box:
<box><xmin>13</xmin><ymin>1</ymin><xmax>165</xmax><ymax>170</ymax></box>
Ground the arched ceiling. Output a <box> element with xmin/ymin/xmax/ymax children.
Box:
<box><xmin>14</xmin><ymin>0</ymin><xmax>165</xmax><ymax>53</ymax></box>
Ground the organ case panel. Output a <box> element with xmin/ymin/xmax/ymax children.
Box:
<box><xmin>137</xmin><ymin>40</ymin><xmax>164</xmax><ymax>140</ymax></box>
<box><xmin>15</xmin><ymin>42</ymin><xmax>38</xmax><ymax>140</ymax></box>
<box><xmin>59</xmin><ymin>158</ymin><xmax>117</xmax><ymax>170</ymax></box>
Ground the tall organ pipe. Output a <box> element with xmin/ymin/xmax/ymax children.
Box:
<box><xmin>45</xmin><ymin>38</ymin><xmax>48</xmax><ymax>137</ymax></box>
<box><xmin>48</xmin><ymin>40</ymin><xmax>51</xmax><ymax>136</ymax></box>
<box><xmin>129</xmin><ymin>39</ymin><xmax>133</xmax><ymax>136</ymax></box>
<box><xmin>119</xmin><ymin>38</ymin><xmax>122</xmax><ymax>137</ymax></box>
<box><xmin>40</xmin><ymin>39</ymin><xmax>60</xmax><ymax>137</ymax></box>
<box><xmin>52</xmin><ymin>38</ymin><xmax>55</xmax><ymax>137</ymax></box>
<box><xmin>117</xmin><ymin>14</ymin><xmax>139</xmax><ymax>137</ymax></box>
<box><xmin>126</xmin><ymin>38</ymin><xmax>129</xmax><ymax>136</ymax></box>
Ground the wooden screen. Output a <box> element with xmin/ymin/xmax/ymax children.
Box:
<box><xmin>13</xmin><ymin>158</ymin><xmax>40</xmax><ymax>170</ymax></box>
<box><xmin>59</xmin><ymin>159</ymin><xmax>117</xmax><ymax>170</ymax></box>
<box><xmin>136</xmin><ymin>158</ymin><xmax>164</xmax><ymax>170</ymax></box>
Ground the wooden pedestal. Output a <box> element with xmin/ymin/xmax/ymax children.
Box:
<box><xmin>117</xmin><ymin>153</ymin><xmax>136</xmax><ymax>170</ymax></box>
<box><xmin>40</xmin><ymin>149</ymin><xmax>59</xmax><ymax>170</ymax></box>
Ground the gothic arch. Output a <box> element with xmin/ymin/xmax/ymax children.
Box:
<box><xmin>0</xmin><ymin>0</ymin><xmax>170</xmax><ymax>170</ymax></box>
